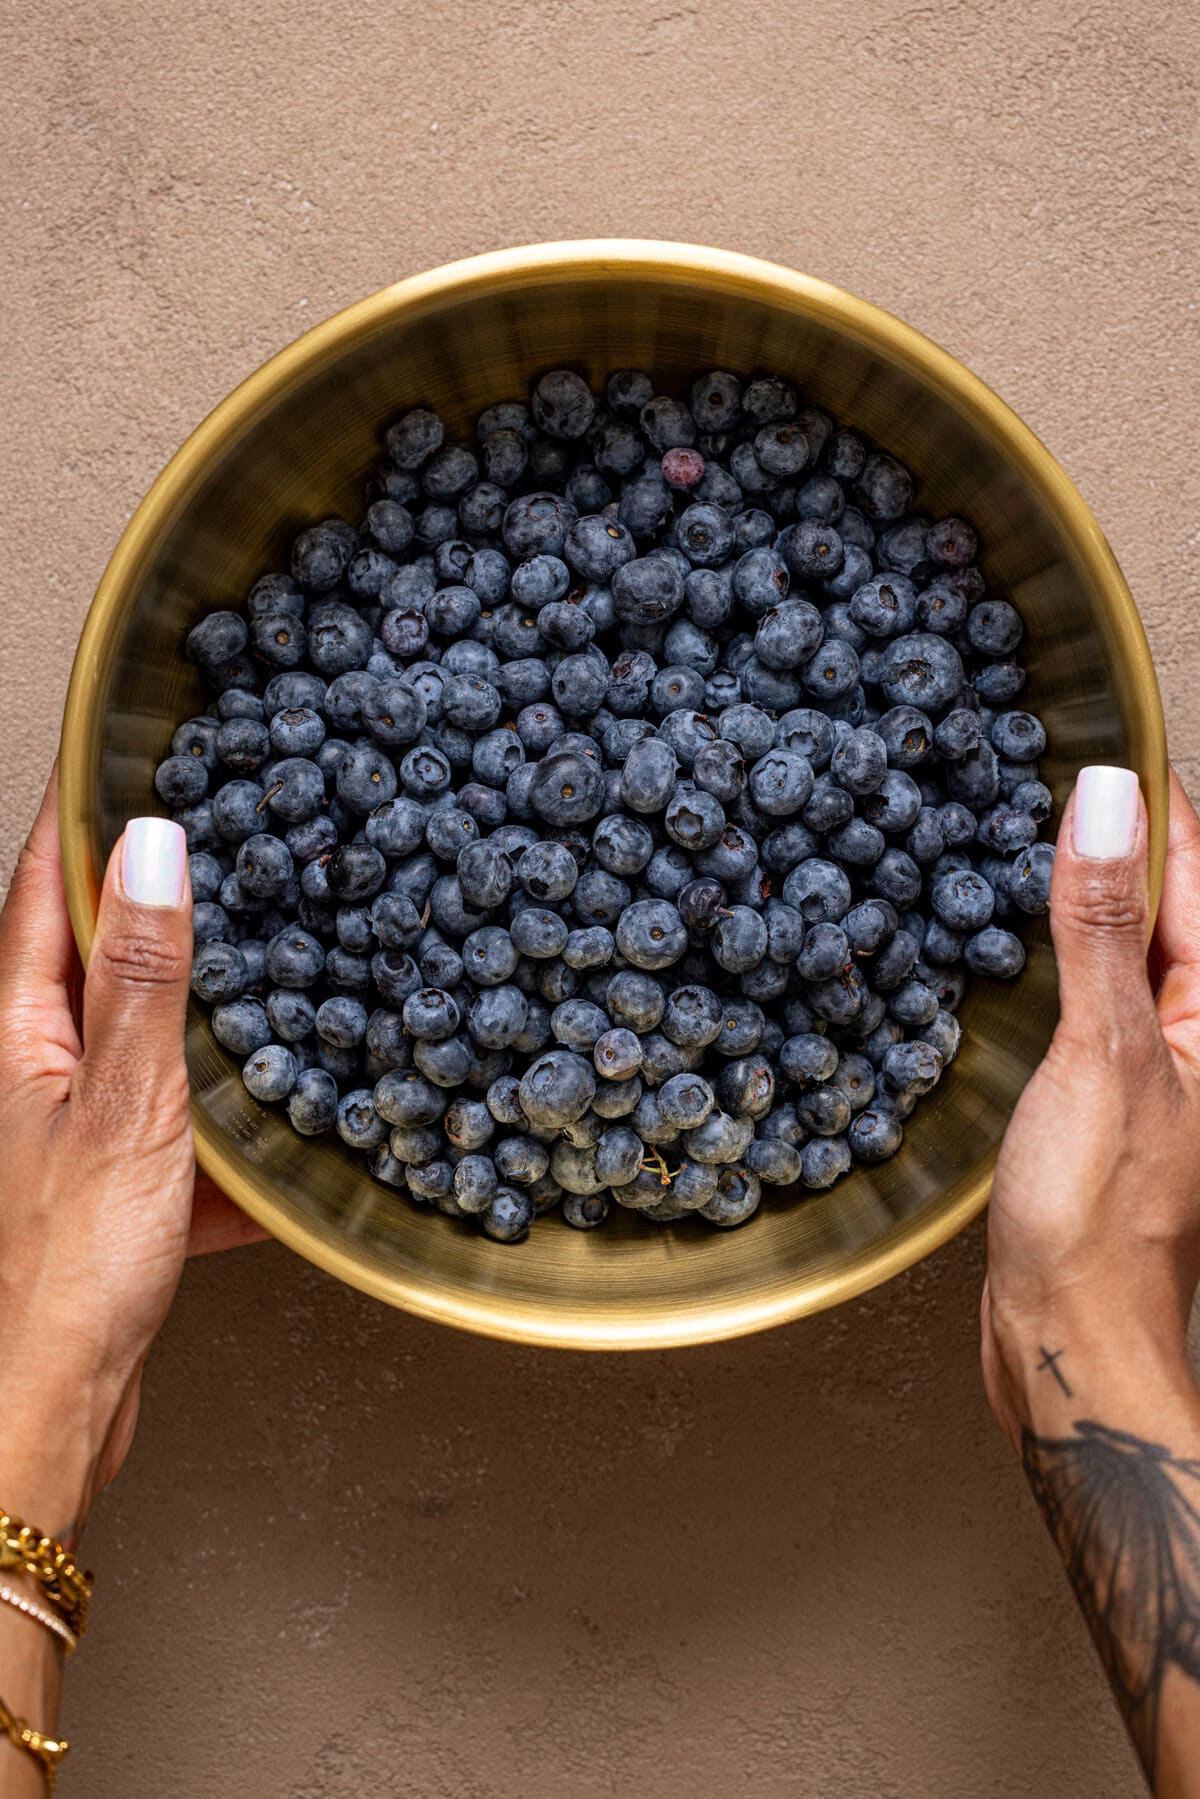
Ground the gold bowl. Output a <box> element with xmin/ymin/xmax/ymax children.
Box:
<box><xmin>58</xmin><ymin>240</ymin><xmax>1167</xmax><ymax>1349</ymax></box>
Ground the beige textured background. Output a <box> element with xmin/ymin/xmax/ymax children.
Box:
<box><xmin>3</xmin><ymin>0</ymin><xmax>1198</xmax><ymax>1791</ymax></box>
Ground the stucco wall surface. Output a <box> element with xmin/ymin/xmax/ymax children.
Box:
<box><xmin>3</xmin><ymin>1</ymin><xmax>1198</xmax><ymax>1792</ymax></box>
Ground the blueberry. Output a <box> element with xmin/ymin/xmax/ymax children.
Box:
<box><xmin>482</xmin><ymin>1187</ymin><xmax>536</xmax><ymax>1244</ymax></box>
<box><xmin>492</xmin><ymin>1135</ymin><xmax>550</xmax><ymax>1186</ymax></box>
<box><xmin>781</xmin><ymin>858</ymin><xmax>852</xmax><ymax>924</ymax></box>
<box><xmin>614</xmin><ymin>899</ymin><xmax>688</xmax><ymax>972</ymax></box>
<box><xmin>847</xmin><ymin>1107</ymin><xmax>903</xmax><ymax>1163</ymax></box>
<box><xmin>266</xmin><ymin>989</ymin><xmax>317</xmax><ymax>1042</ymax></box>
<box><xmin>672</xmin><ymin>502</ymin><xmax>733</xmax><ymax>569</ymax></box>
<box><xmin>967</xmin><ymin>600</ymin><xmax>1023</xmax><ymax>657</ymax></box>
<box><xmin>754</xmin><ymin>422</ymin><xmax>809</xmax><ymax>476</ymax></box>
<box><xmin>973</xmin><ymin>662</ymin><xmax>1027</xmax><ymax>704</ymax></box>
<box><xmin>658</xmin><ymin>783</ymin><xmax>722</xmax><ymax>852</ymax></box>
<box><xmin>779</xmin><ymin>518</ymin><xmax>843</xmax><ymax>579</ymax></box>
<box><xmin>639</xmin><ymin>395</ymin><xmax>696</xmax><ymax>452</ymax></box>
<box><xmin>989</xmin><ymin>710</ymin><xmax>1047</xmax><ymax>762</ymax></box>
<box><xmin>860</xmin><ymin>769</ymin><xmax>923</xmax><ymax>834</ymax></box>
<box><xmin>944</xmin><ymin>743</ymin><xmax>1000</xmax><ymax>810</ymax></box>
<box><xmin>243</xmin><ymin>1042</ymin><xmax>298</xmax><ymax>1102</ymax></box>
<box><xmin>712</xmin><ymin>1056</ymin><xmax>774</xmax><ymax>1120</ymax></box>
<box><xmin>236</xmin><ymin>833</ymin><xmax>293</xmax><ymax>899</ymax></box>
<box><xmin>265</xmin><ymin>757</ymin><xmax>326</xmax><ymax>825</ymax></box>
<box><xmin>212</xmin><ymin>998</ymin><xmax>272</xmax><ymax>1055</ymax></box>
<box><xmin>931</xmin><ymin>868</ymin><xmax>995</xmax><ymax>932</ymax></box>
<box><xmin>732</xmin><ymin>547</ymin><xmax>790</xmax><ymax>616</ymax></box>
<box><xmin>710</xmin><ymin>905</ymin><xmax>767</xmax><ymax>974</ymax></box>
<box><xmin>333</xmin><ymin>1089</ymin><xmax>388</xmax><ymax>1149</ymax></box>
<box><xmin>964</xmin><ymin>925</ymin><xmax>1026</xmax><ymax>977</ymax></box>
<box><xmin>791</xmin><ymin>921</ymin><xmax>846</xmax><ymax>982</ymax></box>
<box><xmin>682</xmin><ymin>1110</ymin><xmax>753</xmax><ymax>1165</ymax></box>
<box><xmin>312</xmin><ymin>995</ymin><xmax>367</xmax><ymax>1049</ymax></box>
<box><xmin>469</xmin><ymin>985</ymin><xmax>529</xmax><ymax>1049</ymax></box>
<box><xmin>742</xmin><ymin>375</ymin><xmax>796</xmax><ymax>425</ymax></box>
<box><xmin>700</xmin><ymin>1168</ymin><xmax>762</xmax><ymax>1228</ymax></box>
<box><xmin>917</xmin><ymin>1008</ymin><xmax>962</xmax><ymax>1064</ymax></box>
<box><xmin>689</xmin><ymin>369</ymin><xmax>742</xmax><ymax>431</ymax></box>
<box><xmin>156</xmin><ymin>754</ymin><xmax>209</xmax><ymax>807</ymax></box>
<box><xmin>211</xmin><ymin>779</ymin><xmax>267</xmax><ymax>843</ymax></box>
<box><xmin>915</xmin><ymin>581</ymin><xmax>969</xmax><ymax>637</ymax></box>
<box><xmin>519</xmin><ymin>1050</ymin><xmax>596</xmax><ymax>1129</ymax></box>
<box><xmin>618</xmin><ymin>475</ymin><xmax>674</xmax><ymax>541</ymax></box>
<box><xmin>854</xmin><ymin>453</ymin><xmax>913</xmax><ymax>523</ymax></box>
<box><xmin>267</xmin><ymin>705</ymin><xmax>325</xmax><ymax>759</ymax></box>
<box><xmin>503</xmin><ymin>492</ymin><xmax>578</xmax><ymax>561</ymax></box>
<box><xmin>187</xmin><ymin>610</ymin><xmax>248</xmax><ymax>671</ymax></box>
<box><xmin>264</xmin><ymin>927</ymin><xmax>324</xmax><ymax>989</ymax></box>
<box><xmin>803</xmin><ymin>638</ymin><xmax>861</xmax><ymax>700</ymax></box>
<box><xmin>1008</xmin><ymin>841</ymin><xmax>1055</xmax><ymax>914</ymax></box>
<box><xmin>447</xmin><ymin>1155</ymin><xmax>495</xmax><ymax>1215</ymax></box>
<box><xmin>745</xmin><ymin>1138</ymin><xmax>803</xmax><ymax>1186</ymax></box>
<box><xmin>592</xmin><ymin>1125</ymin><xmax>642</xmax><ymax>1188</ymax></box>
<box><xmin>172</xmin><ymin>716</ymin><xmax>222</xmax><ymax>770</ymax></box>
<box><xmin>561</xmin><ymin>1192</ymin><xmax>609</xmax><ymax>1230</ymax></box>
<box><xmin>878</xmin><ymin>634</ymin><xmax>963</xmax><ymax>711</ymax></box>
<box><xmin>847</xmin><ymin>573</ymin><xmax>916</xmax><ymax>639</ymax></box>
<box><xmin>731</xmin><ymin>508</ymin><xmax>777</xmax><ymax>552</ymax></box>
<box><xmin>754</xmin><ymin>600</ymin><xmax>824</xmax><ymax>672</ymax></box>
<box><xmin>287</xmin><ymin>1068</ymin><xmax>339</xmax><ymax>1136</ymax></box>
<box><xmin>799</xmin><ymin>1136</ymin><xmax>852</xmax><ymax>1189</ymax></box>
<box><xmin>529</xmin><ymin>749</ymin><xmax>605</xmax><ymax>826</ymax></box>
<box><xmin>531</xmin><ymin>369</ymin><xmax>595</xmax><ymax>440</ymax></box>
<box><xmin>882</xmin><ymin>1040</ymin><xmax>943</xmax><ymax>1097</ymax></box>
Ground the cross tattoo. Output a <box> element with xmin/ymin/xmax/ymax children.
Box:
<box><xmin>1036</xmin><ymin>1346</ymin><xmax>1073</xmax><ymax>1398</ymax></box>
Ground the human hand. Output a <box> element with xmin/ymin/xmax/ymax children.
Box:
<box><xmin>983</xmin><ymin>764</ymin><xmax>1200</xmax><ymax>1447</ymax></box>
<box><xmin>0</xmin><ymin>770</ymin><xmax>265</xmax><ymax>1535</ymax></box>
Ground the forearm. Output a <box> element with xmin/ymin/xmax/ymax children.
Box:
<box><xmin>998</xmin><ymin>1309</ymin><xmax>1200</xmax><ymax>1798</ymax></box>
<box><xmin>0</xmin><ymin>1365</ymin><xmax>108</xmax><ymax>1796</ymax></box>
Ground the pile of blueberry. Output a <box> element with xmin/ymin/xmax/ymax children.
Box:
<box><xmin>164</xmin><ymin>365</ymin><xmax>1055</xmax><ymax>1242</ymax></box>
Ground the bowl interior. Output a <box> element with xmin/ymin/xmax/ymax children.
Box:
<box><xmin>59</xmin><ymin>243</ymin><xmax>1166</xmax><ymax>1347</ymax></box>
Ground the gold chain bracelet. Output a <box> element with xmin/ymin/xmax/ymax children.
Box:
<box><xmin>0</xmin><ymin>1693</ymin><xmax>68</xmax><ymax>1794</ymax></box>
<box><xmin>0</xmin><ymin>1516</ymin><xmax>92</xmax><ymax>1642</ymax></box>
<box><xmin>0</xmin><ymin>1511</ymin><xmax>91</xmax><ymax>1647</ymax></box>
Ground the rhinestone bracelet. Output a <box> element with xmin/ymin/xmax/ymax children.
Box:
<box><xmin>0</xmin><ymin>1583</ymin><xmax>77</xmax><ymax>1655</ymax></box>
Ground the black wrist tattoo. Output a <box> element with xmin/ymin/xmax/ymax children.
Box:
<box><xmin>1035</xmin><ymin>1346</ymin><xmax>1073</xmax><ymax>1397</ymax></box>
<box><xmin>1022</xmin><ymin>1419</ymin><xmax>1200</xmax><ymax>1788</ymax></box>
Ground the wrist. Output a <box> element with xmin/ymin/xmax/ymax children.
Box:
<box><xmin>0</xmin><ymin>1329</ymin><xmax>128</xmax><ymax>1540</ymax></box>
<box><xmin>989</xmin><ymin>1288</ymin><xmax>1198</xmax><ymax>1441</ymax></box>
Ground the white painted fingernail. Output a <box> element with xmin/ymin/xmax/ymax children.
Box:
<box><xmin>121</xmin><ymin>817</ymin><xmax>188</xmax><ymax>906</ymax></box>
<box><xmin>1073</xmin><ymin>766</ymin><xmax>1139</xmax><ymax>860</ymax></box>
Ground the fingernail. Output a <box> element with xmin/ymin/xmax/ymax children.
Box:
<box><xmin>121</xmin><ymin>817</ymin><xmax>188</xmax><ymax>906</ymax></box>
<box><xmin>1073</xmin><ymin>765</ymin><xmax>1139</xmax><ymax>860</ymax></box>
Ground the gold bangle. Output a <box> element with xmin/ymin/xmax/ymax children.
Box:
<box><xmin>0</xmin><ymin>1515</ymin><xmax>92</xmax><ymax>1642</ymax></box>
<box><xmin>0</xmin><ymin>1692</ymin><xmax>68</xmax><ymax>1794</ymax></box>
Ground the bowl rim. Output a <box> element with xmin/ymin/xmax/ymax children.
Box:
<box><xmin>58</xmin><ymin>238</ymin><xmax>1168</xmax><ymax>1350</ymax></box>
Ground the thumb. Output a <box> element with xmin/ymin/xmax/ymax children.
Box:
<box><xmin>1050</xmin><ymin>765</ymin><xmax>1157</xmax><ymax>1048</ymax></box>
<box><xmin>80</xmin><ymin>818</ymin><xmax>193</xmax><ymax>1118</ymax></box>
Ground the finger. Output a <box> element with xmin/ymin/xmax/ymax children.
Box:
<box><xmin>79</xmin><ymin>818</ymin><xmax>192</xmax><ymax>1118</ymax></box>
<box><xmin>1152</xmin><ymin>768</ymin><xmax>1200</xmax><ymax>974</ymax></box>
<box><xmin>188</xmin><ymin>1171</ymin><xmax>271</xmax><ymax>1257</ymax></box>
<box><xmin>0</xmin><ymin>765</ymin><xmax>79</xmax><ymax>1016</ymax></box>
<box><xmin>1049</xmin><ymin>766</ymin><xmax>1160</xmax><ymax>1052</ymax></box>
<box><xmin>1152</xmin><ymin>769</ymin><xmax>1200</xmax><ymax>1056</ymax></box>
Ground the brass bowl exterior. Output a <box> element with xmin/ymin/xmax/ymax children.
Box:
<box><xmin>58</xmin><ymin>241</ymin><xmax>1167</xmax><ymax>1349</ymax></box>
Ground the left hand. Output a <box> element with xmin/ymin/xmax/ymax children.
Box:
<box><xmin>983</xmin><ymin>766</ymin><xmax>1200</xmax><ymax>1448</ymax></box>
<box><xmin>0</xmin><ymin>769</ymin><xmax>265</xmax><ymax>1534</ymax></box>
